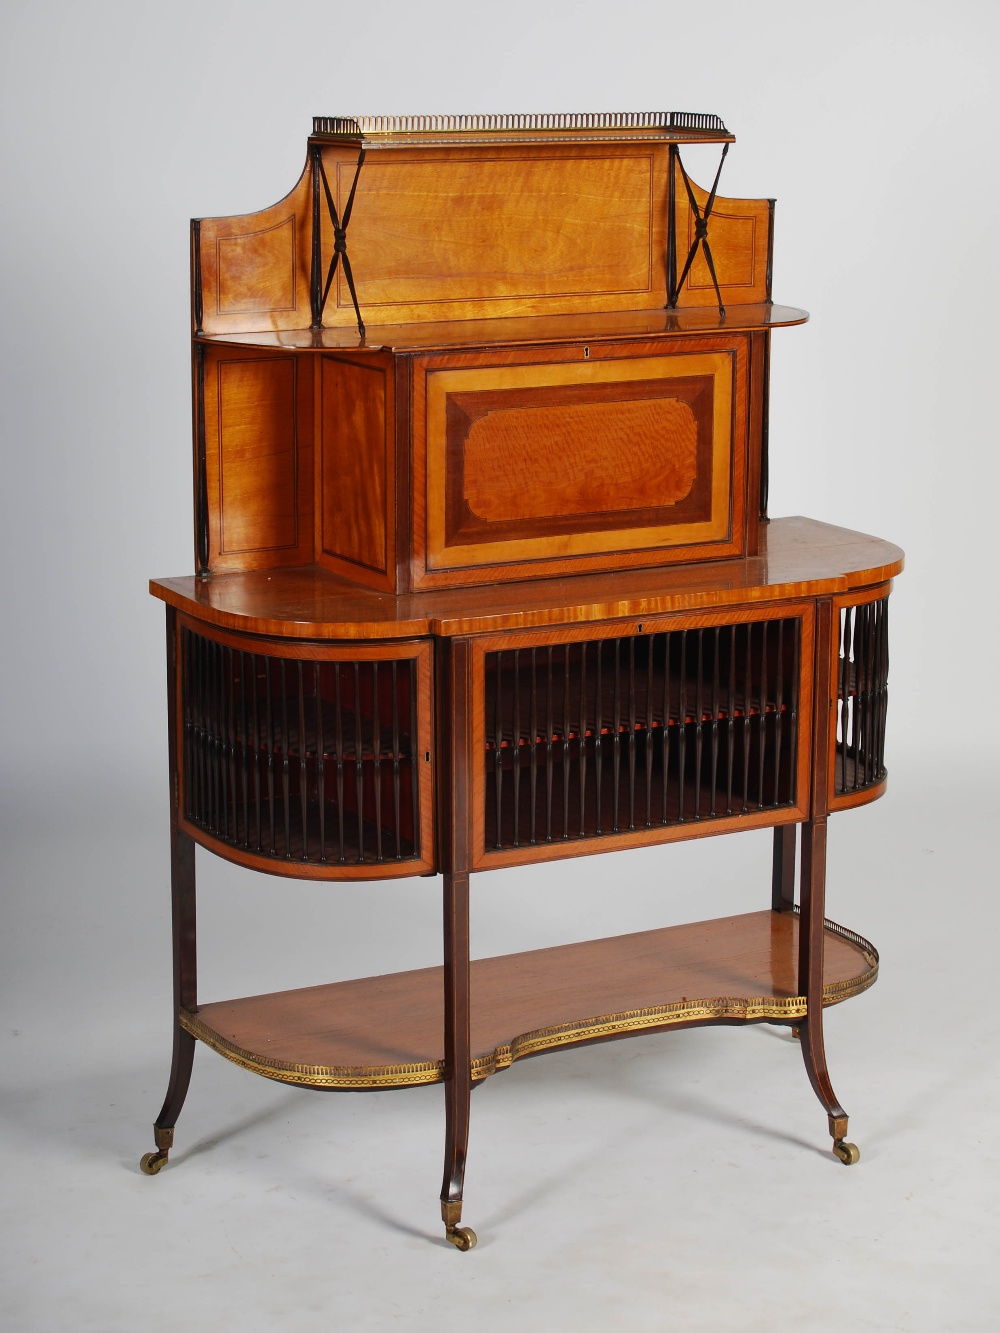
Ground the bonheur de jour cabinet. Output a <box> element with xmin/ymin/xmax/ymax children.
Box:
<box><xmin>144</xmin><ymin>112</ymin><xmax>902</xmax><ymax>1250</ymax></box>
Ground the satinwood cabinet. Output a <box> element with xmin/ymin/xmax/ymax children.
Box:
<box><xmin>143</xmin><ymin>113</ymin><xmax>902</xmax><ymax>1250</ymax></box>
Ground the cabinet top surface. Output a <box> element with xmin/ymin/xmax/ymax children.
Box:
<box><xmin>151</xmin><ymin>518</ymin><xmax>903</xmax><ymax>641</ymax></box>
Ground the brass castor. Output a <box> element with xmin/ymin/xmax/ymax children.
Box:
<box><xmin>140</xmin><ymin>1150</ymin><xmax>168</xmax><ymax>1175</ymax></box>
<box><xmin>833</xmin><ymin>1140</ymin><xmax>860</xmax><ymax>1166</ymax></box>
<box><xmin>446</xmin><ymin>1226</ymin><xmax>478</xmax><ymax>1251</ymax></box>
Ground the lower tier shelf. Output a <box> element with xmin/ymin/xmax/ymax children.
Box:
<box><xmin>180</xmin><ymin>911</ymin><xmax>877</xmax><ymax>1091</ymax></box>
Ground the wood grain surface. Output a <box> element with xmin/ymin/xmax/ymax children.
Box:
<box><xmin>151</xmin><ymin>518</ymin><xmax>903</xmax><ymax>642</ymax></box>
<box><xmin>319</xmin><ymin>355</ymin><xmax>390</xmax><ymax>578</ymax></box>
<box><xmin>196</xmin><ymin>157</ymin><xmax>313</xmax><ymax>337</ymax></box>
<box><xmin>182</xmin><ymin>910</ymin><xmax>877</xmax><ymax>1088</ymax></box>
<box><xmin>202</xmin><ymin>347</ymin><xmax>314</xmax><ymax>572</ymax></box>
<box><xmin>674</xmin><ymin>173</ymin><xmax>772</xmax><ymax>307</ymax></box>
<box><xmin>413</xmin><ymin>339</ymin><xmax>746</xmax><ymax>586</ymax></box>
<box><xmin>195</xmin><ymin>303</ymin><xmax>808</xmax><ymax>354</ymax></box>
<box><xmin>317</xmin><ymin>142</ymin><xmax>667</xmax><ymax>327</ymax></box>
<box><xmin>458</xmin><ymin>395</ymin><xmax>699</xmax><ymax>522</ymax></box>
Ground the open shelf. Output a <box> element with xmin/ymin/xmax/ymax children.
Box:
<box><xmin>195</xmin><ymin>303</ymin><xmax>810</xmax><ymax>353</ymax></box>
<box><xmin>484</xmin><ymin>619</ymin><xmax>801</xmax><ymax>850</ymax></box>
<box><xmin>180</xmin><ymin>910</ymin><xmax>878</xmax><ymax>1090</ymax></box>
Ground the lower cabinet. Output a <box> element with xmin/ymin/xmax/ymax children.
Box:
<box><xmin>142</xmin><ymin>577</ymin><xmax>894</xmax><ymax>1246</ymax></box>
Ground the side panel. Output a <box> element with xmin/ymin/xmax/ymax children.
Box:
<box><xmin>673</xmin><ymin>169</ymin><xmax>772</xmax><ymax>308</ymax></box>
<box><xmin>316</xmin><ymin>353</ymin><xmax>397</xmax><ymax>592</ymax></box>
<box><xmin>201</xmin><ymin>346</ymin><xmax>314</xmax><ymax>572</ymax></box>
<box><xmin>829</xmin><ymin>584</ymin><xmax>893</xmax><ymax>811</ymax></box>
<box><xmin>195</xmin><ymin>158</ymin><xmax>313</xmax><ymax>336</ymax></box>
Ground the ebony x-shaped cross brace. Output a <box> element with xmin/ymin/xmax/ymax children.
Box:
<box><xmin>311</xmin><ymin>147</ymin><xmax>366</xmax><ymax>338</ymax></box>
<box><xmin>670</xmin><ymin>143</ymin><xmax>729</xmax><ymax>317</ymax></box>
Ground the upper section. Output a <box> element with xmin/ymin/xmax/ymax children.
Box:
<box><xmin>193</xmin><ymin>112</ymin><xmax>774</xmax><ymax>340</ymax></box>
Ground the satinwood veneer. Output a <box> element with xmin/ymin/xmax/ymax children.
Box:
<box><xmin>143</xmin><ymin>113</ymin><xmax>902</xmax><ymax>1251</ymax></box>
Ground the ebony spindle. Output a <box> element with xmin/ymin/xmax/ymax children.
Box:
<box><xmin>741</xmin><ymin>623</ymin><xmax>752</xmax><ymax>814</ymax></box>
<box><xmin>789</xmin><ymin>621</ymin><xmax>800</xmax><ymax>805</ymax></box>
<box><xmin>773</xmin><ymin>621</ymin><xmax>784</xmax><ymax>806</ymax></box>
<box><xmin>693</xmin><ymin>629</ymin><xmax>704</xmax><ymax>819</ymax></box>
<box><xmin>661</xmin><ymin>630</ymin><xmax>671</xmax><ymax>827</ymax></box>
<box><xmin>317</xmin><ymin>661</ymin><xmax>327</xmax><ymax>862</ymax></box>
<box><xmin>280</xmin><ymin>660</ymin><xmax>291</xmax><ymax>857</ymax></box>
<box><xmin>251</xmin><ymin>653</ymin><xmax>261</xmax><ymax>851</ymax></box>
<box><xmin>408</xmin><ymin>660</ymin><xmax>419</xmax><ymax>858</ymax></box>
<box><xmin>214</xmin><ymin>639</ymin><xmax>225</xmax><ymax>838</ymax></box>
<box><xmin>265</xmin><ymin>656</ymin><xmax>275</xmax><ymax>855</ymax></box>
<box><xmin>757</xmin><ymin>621</ymin><xmax>768</xmax><ymax>811</ymax></box>
<box><xmin>492</xmin><ymin>651</ymin><xmax>503</xmax><ymax>849</ymax></box>
<box><xmin>353</xmin><ymin>662</ymin><xmax>365</xmax><ymax>861</ymax></box>
<box><xmin>240</xmin><ymin>651</ymin><xmax>250</xmax><ymax>847</ymax></box>
<box><xmin>372</xmin><ymin>661</ymin><xmax>383</xmax><ymax>862</ymax></box>
<box><xmin>726</xmin><ymin>624</ymin><xmax>736</xmax><ymax>815</ymax></box>
<box><xmin>627</xmin><ymin>637</ymin><xmax>637</xmax><ymax>832</ymax></box>
<box><xmin>390</xmin><ymin>661</ymin><xmax>400</xmax><ymax>861</ymax></box>
<box><xmin>594</xmin><ymin>641</ymin><xmax>604</xmax><ymax>834</ymax></box>
<box><xmin>529</xmin><ymin>648</ymin><xmax>538</xmax><ymax>844</ymax></box>
<box><xmin>545</xmin><ymin>646</ymin><xmax>554</xmax><ymax>842</ymax></box>
<box><xmin>578</xmin><ymin>642</ymin><xmax>588</xmax><ymax>838</ymax></box>
<box><xmin>709</xmin><ymin>626</ymin><xmax>720</xmax><ymax>818</ymax></box>
<box><xmin>645</xmin><ymin>635</ymin><xmax>655</xmax><ymax>827</ymax></box>
<box><xmin>512</xmin><ymin>649</ymin><xmax>521</xmax><ymax>848</ymax></box>
<box><xmin>334</xmin><ymin>665</ymin><xmax>345</xmax><ymax>862</ymax></box>
<box><xmin>297</xmin><ymin>660</ymin><xmax>308</xmax><ymax>860</ymax></box>
<box><xmin>227</xmin><ymin>646</ymin><xmax>238</xmax><ymax>842</ymax></box>
<box><xmin>678</xmin><ymin>630</ymin><xmax>688</xmax><ymax>822</ymax></box>
<box><xmin>562</xmin><ymin>646</ymin><xmax>571</xmax><ymax>840</ymax></box>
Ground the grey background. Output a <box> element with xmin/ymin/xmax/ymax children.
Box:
<box><xmin>2</xmin><ymin>2</ymin><xmax>998</xmax><ymax>1329</ymax></box>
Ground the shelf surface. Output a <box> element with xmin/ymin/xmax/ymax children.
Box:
<box><xmin>151</xmin><ymin>517</ymin><xmax>904</xmax><ymax>641</ymax></box>
<box><xmin>181</xmin><ymin>910</ymin><xmax>878</xmax><ymax>1090</ymax></box>
<box><xmin>196</xmin><ymin>304</ymin><xmax>808</xmax><ymax>354</ymax></box>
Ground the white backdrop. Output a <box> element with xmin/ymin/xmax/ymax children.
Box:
<box><xmin>2</xmin><ymin>3</ymin><xmax>998</xmax><ymax>1329</ymax></box>
<box><xmin>1</xmin><ymin>1</ymin><xmax>997</xmax><ymax>791</ymax></box>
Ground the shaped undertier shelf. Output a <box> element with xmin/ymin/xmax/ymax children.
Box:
<box><xmin>180</xmin><ymin>910</ymin><xmax>878</xmax><ymax>1090</ymax></box>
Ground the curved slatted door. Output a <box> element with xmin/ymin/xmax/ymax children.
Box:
<box><xmin>178</xmin><ymin>623</ymin><xmax>433</xmax><ymax>876</ymax></box>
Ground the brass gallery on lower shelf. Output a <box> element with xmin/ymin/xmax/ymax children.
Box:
<box><xmin>178</xmin><ymin>916</ymin><xmax>878</xmax><ymax>1092</ymax></box>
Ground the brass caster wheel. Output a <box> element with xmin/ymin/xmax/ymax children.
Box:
<box><xmin>833</xmin><ymin>1140</ymin><xmax>860</xmax><ymax>1166</ymax></box>
<box><xmin>446</xmin><ymin>1226</ymin><xmax>478</xmax><ymax>1251</ymax></box>
<box><xmin>140</xmin><ymin>1150</ymin><xmax>168</xmax><ymax>1175</ymax></box>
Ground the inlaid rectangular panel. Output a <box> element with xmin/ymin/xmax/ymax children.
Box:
<box><xmin>320</xmin><ymin>143</ymin><xmax>668</xmax><ymax>325</ymax></box>
<box><xmin>413</xmin><ymin>340</ymin><xmax>747</xmax><ymax>588</ymax></box>
<box><xmin>194</xmin><ymin>158</ymin><xmax>312</xmax><ymax>336</ymax></box>
<box><xmin>673</xmin><ymin>173</ymin><xmax>772</xmax><ymax>307</ymax></box>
